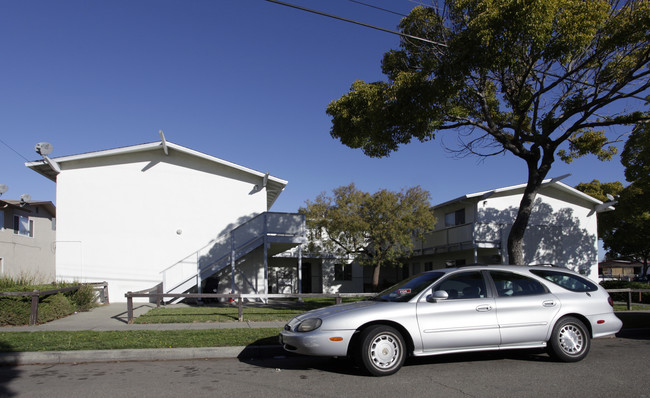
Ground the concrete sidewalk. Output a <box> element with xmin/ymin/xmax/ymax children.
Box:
<box><xmin>0</xmin><ymin>303</ymin><xmax>288</xmax><ymax>366</ymax></box>
<box><xmin>0</xmin><ymin>303</ymin><xmax>286</xmax><ymax>332</ymax></box>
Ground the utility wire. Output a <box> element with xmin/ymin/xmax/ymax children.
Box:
<box><xmin>265</xmin><ymin>0</ymin><xmax>447</xmax><ymax>47</ymax></box>
<box><xmin>348</xmin><ymin>0</ymin><xmax>407</xmax><ymax>17</ymax></box>
<box><xmin>0</xmin><ymin>137</ymin><xmax>31</xmax><ymax>162</ymax></box>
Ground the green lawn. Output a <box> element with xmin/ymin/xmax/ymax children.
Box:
<box><xmin>134</xmin><ymin>297</ymin><xmax>361</xmax><ymax>324</ymax></box>
<box><xmin>0</xmin><ymin>328</ymin><xmax>281</xmax><ymax>352</ymax></box>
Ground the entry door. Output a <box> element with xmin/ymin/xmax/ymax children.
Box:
<box><xmin>301</xmin><ymin>263</ymin><xmax>312</xmax><ymax>293</ymax></box>
<box><xmin>417</xmin><ymin>271</ymin><xmax>500</xmax><ymax>352</ymax></box>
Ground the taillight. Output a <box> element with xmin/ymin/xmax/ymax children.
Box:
<box><xmin>608</xmin><ymin>296</ymin><xmax>614</xmax><ymax>307</ymax></box>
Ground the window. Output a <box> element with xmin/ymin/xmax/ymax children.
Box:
<box><xmin>334</xmin><ymin>264</ymin><xmax>352</xmax><ymax>281</ymax></box>
<box><xmin>530</xmin><ymin>269</ymin><xmax>598</xmax><ymax>292</ymax></box>
<box><xmin>444</xmin><ymin>208</ymin><xmax>466</xmax><ymax>227</ymax></box>
<box><xmin>490</xmin><ymin>271</ymin><xmax>547</xmax><ymax>297</ymax></box>
<box><xmin>435</xmin><ymin>271</ymin><xmax>486</xmax><ymax>299</ymax></box>
<box><xmin>13</xmin><ymin>215</ymin><xmax>33</xmax><ymax>237</ymax></box>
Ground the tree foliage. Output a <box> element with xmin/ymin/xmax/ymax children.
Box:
<box><xmin>577</xmin><ymin>122</ymin><xmax>650</xmax><ymax>276</ymax></box>
<box><xmin>327</xmin><ymin>0</ymin><xmax>650</xmax><ymax>265</ymax></box>
<box><xmin>299</xmin><ymin>184</ymin><xmax>436</xmax><ymax>291</ymax></box>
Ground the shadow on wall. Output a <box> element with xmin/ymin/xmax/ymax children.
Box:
<box><xmin>195</xmin><ymin>212</ymin><xmax>304</xmax><ymax>288</ymax></box>
<box><xmin>477</xmin><ymin>199</ymin><xmax>596</xmax><ymax>274</ymax></box>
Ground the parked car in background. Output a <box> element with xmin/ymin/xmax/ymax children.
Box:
<box><xmin>280</xmin><ymin>265</ymin><xmax>622</xmax><ymax>376</ymax></box>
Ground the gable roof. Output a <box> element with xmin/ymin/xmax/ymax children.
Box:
<box><xmin>434</xmin><ymin>178</ymin><xmax>613</xmax><ymax>213</ymax></box>
<box><xmin>0</xmin><ymin>200</ymin><xmax>56</xmax><ymax>217</ymax></box>
<box><xmin>25</xmin><ymin>141</ymin><xmax>288</xmax><ymax>209</ymax></box>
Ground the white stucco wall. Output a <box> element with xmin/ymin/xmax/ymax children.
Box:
<box><xmin>477</xmin><ymin>186</ymin><xmax>599</xmax><ymax>279</ymax></box>
<box><xmin>54</xmin><ymin>148</ymin><xmax>270</xmax><ymax>301</ymax></box>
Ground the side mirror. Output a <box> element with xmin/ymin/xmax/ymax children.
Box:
<box><xmin>426</xmin><ymin>290</ymin><xmax>448</xmax><ymax>303</ymax></box>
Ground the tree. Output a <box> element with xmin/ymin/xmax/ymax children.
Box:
<box><xmin>576</xmin><ymin>122</ymin><xmax>650</xmax><ymax>276</ymax></box>
<box><xmin>300</xmin><ymin>184</ymin><xmax>436</xmax><ymax>291</ymax></box>
<box><xmin>326</xmin><ymin>0</ymin><xmax>650</xmax><ymax>265</ymax></box>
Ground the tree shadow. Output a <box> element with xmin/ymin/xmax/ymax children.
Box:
<box><xmin>0</xmin><ymin>340</ymin><xmax>21</xmax><ymax>397</ymax></box>
<box><xmin>614</xmin><ymin>312</ymin><xmax>650</xmax><ymax>340</ymax></box>
<box><xmin>477</xmin><ymin>198</ymin><xmax>597</xmax><ymax>274</ymax></box>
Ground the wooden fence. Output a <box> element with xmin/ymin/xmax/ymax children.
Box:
<box><xmin>0</xmin><ymin>282</ymin><xmax>109</xmax><ymax>325</ymax></box>
<box><xmin>124</xmin><ymin>291</ymin><xmax>375</xmax><ymax>324</ymax></box>
<box><xmin>124</xmin><ymin>288</ymin><xmax>650</xmax><ymax>324</ymax></box>
<box><xmin>606</xmin><ymin>288</ymin><xmax>650</xmax><ymax>310</ymax></box>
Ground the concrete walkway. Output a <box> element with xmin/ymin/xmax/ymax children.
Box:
<box><xmin>1</xmin><ymin>303</ymin><xmax>286</xmax><ymax>332</ymax></box>
<box><xmin>0</xmin><ymin>303</ymin><xmax>288</xmax><ymax>366</ymax></box>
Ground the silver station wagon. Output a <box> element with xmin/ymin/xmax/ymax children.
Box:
<box><xmin>279</xmin><ymin>265</ymin><xmax>622</xmax><ymax>376</ymax></box>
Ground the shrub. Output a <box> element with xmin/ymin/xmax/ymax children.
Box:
<box><xmin>38</xmin><ymin>293</ymin><xmax>76</xmax><ymax>323</ymax></box>
<box><xmin>0</xmin><ymin>284</ymin><xmax>99</xmax><ymax>326</ymax></box>
<box><xmin>0</xmin><ymin>298</ymin><xmax>31</xmax><ymax>325</ymax></box>
<box><xmin>71</xmin><ymin>285</ymin><xmax>97</xmax><ymax>312</ymax></box>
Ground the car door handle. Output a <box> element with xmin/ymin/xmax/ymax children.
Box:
<box><xmin>543</xmin><ymin>300</ymin><xmax>556</xmax><ymax>307</ymax></box>
<box><xmin>476</xmin><ymin>305</ymin><xmax>492</xmax><ymax>312</ymax></box>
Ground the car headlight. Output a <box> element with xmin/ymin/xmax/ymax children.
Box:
<box><xmin>296</xmin><ymin>318</ymin><xmax>322</xmax><ymax>332</ymax></box>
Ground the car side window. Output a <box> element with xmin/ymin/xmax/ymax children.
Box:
<box><xmin>489</xmin><ymin>271</ymin><xmax>547</xmax><ymax>297</ymax></box>
<box><xmin>529</xmin><ymin>269</ymin><xmax>598</xmax><ymax>292</ymax></box>
<box><xmin>435</xmin><ymin>271</ymin><xmax>486</xmax><ymax>299</ymax></box>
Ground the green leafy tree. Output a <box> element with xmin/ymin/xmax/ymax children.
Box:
<box><xmin>326</xmin><ymin>0</ymin><xmax>650</xmax><ymax>265</ymax></box>
<box><xmin>300</xmin><ymin>184</ymin><xmax>436</xmax><ymax>291</ymax></box>
<box><xmin>577</xmin><ymin>122</ymin><xmax>650</xmax><ymax>276</ymax></box>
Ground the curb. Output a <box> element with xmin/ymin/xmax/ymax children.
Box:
<box><xmin>0</xmin><ymin>345</ymin><xmax>286</xmax><ymax>366</ymax></box>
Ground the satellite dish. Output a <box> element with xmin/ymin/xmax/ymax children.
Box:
<box><xmin>35</xmin><ymin>142</ymin><xmax>53</xmax><ymax>156</ymax></box>
<box><xmin>20</xmin><ymin>193</ymin><xmax>31</xmax><ymax>203</ymax></box>
<box><xmin>0</xmin><ymin>184</ymin><xmax>7</xmax><ymax>195</ymax></box>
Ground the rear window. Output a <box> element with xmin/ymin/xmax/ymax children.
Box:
<box><xmin>530</xmin><ymin>269</ymin><xmax>598</xmax><ymax>292</ymax></box>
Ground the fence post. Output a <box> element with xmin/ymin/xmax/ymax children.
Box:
<box><xmin>127</xmin><ymin>293</ymin><xmax>134</xmax><ymax>324</ymax></box>
<box><xmin>103</xmin><ymin>282</ymin><xmax>110</xmax><ymax>304</ymax></box>
<box><xmin>156</xmin><ymin>284</ymin><xmax>163</xmax><ymax>308</ymax></box>
<box><xmin>238</xmin><ymin>294</ymin><xmax>243</xmax><ymax>322</ymax></box>
<box><xmin>29</xmin><ymin>290</ymin><xmax>40</xmax><ymax>326</ymax></box>
<box><xmin>336</xmin><ymin>293</ymin><xmax>342</xmax><ymax>305</ymax></box>
<box><xmin>627</xmin><ymin>290</ymin><xmax>632</xmax><ymax>311</ymax></box>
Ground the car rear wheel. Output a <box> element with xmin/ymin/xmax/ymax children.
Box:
<box><xmin>548</xmin><ymin>316</ymin><xmax>591</xmax><ymax>362</ymax></box>
<box><xmin>357</xmin><ymin>325</ymin><xmax>406</xmax><ymax>376</ymax></box>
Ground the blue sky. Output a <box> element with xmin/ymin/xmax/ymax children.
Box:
<box><xmin>0</xmin><ymin>0</ymin><xmax>632</xmax><ymax>213</ymax></box>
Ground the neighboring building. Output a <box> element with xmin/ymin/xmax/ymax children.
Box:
<box><xmin>409</xmin><ymin>180</ymin><xmax>611</xmax><ymax>281</ymax></box>
<box><xmin>271</xmin><ymin>179</ymin><xmax>611</xmax><ymax>293</ymax></box>
<box><xmin>27</xmin><ymin>140</ymin><xmax>304</xmax><ymax>301</ymax></box>
<box><xmin>0</xmin><ymin>199</ymin><xmax>56</xmax><ymax>281</ymax></box>
<box><xmin>599</xmin><ymin>259</ymin><xmax>646</xmax><ymax>280</ymax></box>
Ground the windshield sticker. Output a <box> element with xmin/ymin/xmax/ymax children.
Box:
<box><xmin>397</xmin><ymin>289</ymin><xmax>412</xmax><ymax>295</ymax></box>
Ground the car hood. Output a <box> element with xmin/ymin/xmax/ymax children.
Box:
<box><xmin>293</xmin><ymin>300</ymin><xmax>384</xmax><ymax>322</ymax></box>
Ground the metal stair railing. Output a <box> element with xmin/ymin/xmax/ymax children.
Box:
<box><xmin>160</xmin><ymin>212</ymin><xmax>305</xmax><ymax>295</ymax></box>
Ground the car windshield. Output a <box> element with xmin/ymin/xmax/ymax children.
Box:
<box><xmin>371</xmin><ymin>272</ymin><xmax>445</xmax><ymax>302</ymax></box>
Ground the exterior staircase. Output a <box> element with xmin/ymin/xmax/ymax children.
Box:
<box><xmin>160</xmin><ymin>212</ymin><xmax>306</xmax><ymax>298</ymax></box>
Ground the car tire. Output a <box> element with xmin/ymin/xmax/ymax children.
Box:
<box><xmin>357</xmin><ymin>325</ymin><xmax>406</xmax><ymax>376</ymax></box>
<box><xmin>548</xmin><ymin>316</ymin><xmax>591</xmax><ymax>362</ymax></box>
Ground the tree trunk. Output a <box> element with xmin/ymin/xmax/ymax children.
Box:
<box><xmin>507</xmin><ymin>156</ymin><xmax>551</xmax><ymax>264</ymax></box>
<box><xmin>372</xmin><ymin>263</ymin><xmax>381</xmax><ymax>292</ymax></box>
<box><xmin>507</xmin><ymin>185</ymin><xmax>537</xmax><ymax>265</ymax></box>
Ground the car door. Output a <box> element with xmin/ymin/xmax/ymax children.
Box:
<box><xmin>488</xmin><ymin>270</ymin><xmax>561</xmax><ymax>347</ymax></box>
<box><xmin>416</xmin><ymin>270</ymin><xmax>500</xmax><ymax>352</ymax></box>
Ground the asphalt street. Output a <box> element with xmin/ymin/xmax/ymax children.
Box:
<box><xmin>1</xmin><ymin>337</ymin><xmax>649</xmax><ymax>398</ymax></box>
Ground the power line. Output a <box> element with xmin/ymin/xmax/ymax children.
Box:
<box><xmin>348</xmin><ymin>0</ymin><xmax>407</xmax><ymax>17</ymax></box>
<box><xmin>264</xmin><ymin>0</ymin><xmax>447</xmax><ymax>47</ymax></box>
<box><xmin>0</xmin><ymin>137</ymin><xmax>31</xmax><ymax>162</ymax></box>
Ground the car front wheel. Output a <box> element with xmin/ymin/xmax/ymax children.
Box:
<box><xmin>358</xmin><ymin>325</ymin><xmax>406</xmax><ymax>376</ymax></box>
<box><xmin>548</xmin><ymin>316</ymin><xmax>591</xmax><ymax>362</ymax></box>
